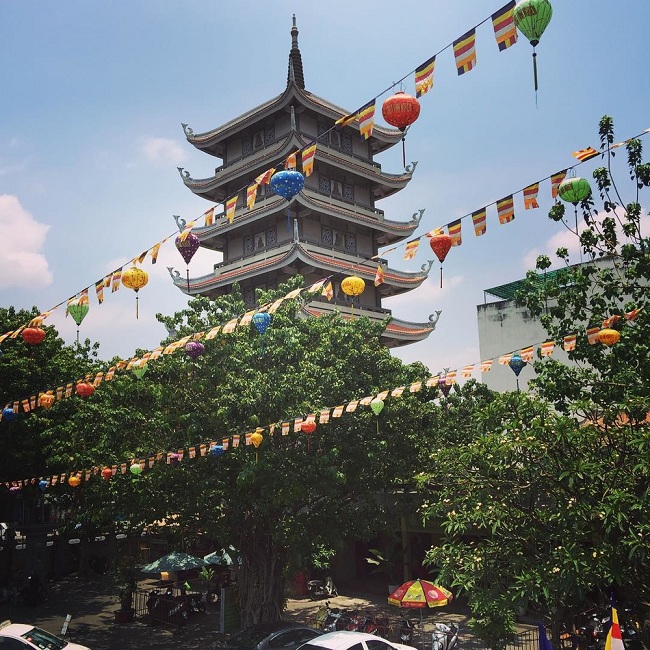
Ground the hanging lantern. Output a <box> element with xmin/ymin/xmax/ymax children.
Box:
<box><xmin>370</xmin><ymin>399</ymin><xmax>384</xmax><ymax>416</ymax></box>
<box><xmin>508</xmin><ymin>353</ymin><xmax>527</xmax><ymax>391</ymax></box>
<box><xmin>185</xmin><ymin>341</ymin><xmax>205</xmax><ymax>360</ymax></box>
<box><xmin>68</xmin><ymin>475</ymin><xmax>81</xmax><ymax>488</ymax></box>
<box><xmin>252</xmin><ymin>312</ymin><xmax>272</xmax><ymax>356</ymax></box>
<box><xmin>76</xmin><ymin>382</ymin><xmax>95</xmax><ymax>398</ymax></box>
<box><xmin>38</xmin><ymin>479</ymin><xmax>48</xmax><ymax>492</ymax></box>
<box><xmin>598</xmin><ymin>328</ymin><xmax>621</xmax><ymax>347</ymax></box>
<box><xmin>40</xmin><ymin>394</ymin><xmax>55</xmax><ymax>410</ymax></box>
<box><xmin>9</xmin><ymin>486</ymin><xmax>21</xmax><ymax>494</ymax></box>
<box><xmin>381</xmin><ymin>91</ymin><xmax>421</xmax><ymax>166</ymax></box>
<box><xmin>429</xmin><ymin>232</ymin><xmax>452</xmax><ymax>288</ymax></box>
<box><xmin>514</xmin><ymin>0</ymin><xmax>553</xmax><ymax>93</ymax></box>
<box><xmin>301</xmin><ymin>421</ymin><xmax>316</xmax><ymax>435</ymax></box>
<box><xmin>101</xmin><ymin>467</ymin><xmax>113</xmax><ymax>480</ymax></box>
<box><xmin>2</xmin><ymin>407</ymin><xmax>18</xmax><ymax>422</ymax></box>
<box><xmin>210</xmin><ymin>444</ymin><xmax>225</xmax><ymax>458</ymax></box>
<box><xmin>251</xmin><ymin>428</ymin><xmax>264</xmax><ymax>463</ymax></box>
<box><xmin>341</xmin><ymin>276</ymin><xmax>365</xmax><ymax>316</ymax></box>
<box><xmin>169</xmin><ymin>452</ymin><xmax>180</xmax><ymax>465</ymax></box>
<box><xmin>67</xmin><ymin>297</ymin><xmax>90</xmax><ymax>344</ymax></box>
<box><xmin>270</xmin><ymin>170</ymin><xmax>305</xmax><ymax>230</ymax></box>
<box><xmin>438</xmin><ymin>375</ymin><xmax>452</xmax><ymax>398</ymax></box>
<box><xmin>133</xmin><ymin>363</ymin><xmax>148</xmax><ymax>379</ymax></box>
<box><xmin>175</xmin><ymin>232</ymin><xmax>201</xmax><ymax>292</ymax></box>
<box><xmin>22</xmin><ymin>327</ymin><xmax>46</xmax><ymax>345</ymax></box>
<box><xmin>558</xmin><ymin>177</ymin><xmax>591</xmax><ymax>205</ymax></box>
<box><xmin>129</xmin><ymin>463</ymin><xmax>143</xmax><ymax>476</ymax></box>
<box><xmin>121</xmin><ymin>266</ymin><xmax>149</xmax><ymax>319</ymax></box>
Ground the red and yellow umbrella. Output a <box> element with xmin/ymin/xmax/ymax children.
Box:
<box><xmin>388</xmin><ymin>579</ymin><xmax>453</xmax><ymax>608</ymax></box>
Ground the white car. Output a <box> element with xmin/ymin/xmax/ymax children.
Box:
<box><xmin>299</xmin><ymin>631</ymin><xmax>417</xmax><ymax>650</ymax></box>
<box><xmin>0</xmin><ymin>620</ymin><xmax>91</xmax><ymax>650</ymax></box>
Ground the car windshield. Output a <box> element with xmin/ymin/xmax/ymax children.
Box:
<box><xmin>21</xmin><ymin>627</ymin><xmax>67</xmax><ymax>650</ymax></box>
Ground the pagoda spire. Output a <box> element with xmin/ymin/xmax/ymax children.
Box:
<box><xmin>287</xmin><ymin>14</ymin><xmax>305</xmax><ymax>90</ymax></box>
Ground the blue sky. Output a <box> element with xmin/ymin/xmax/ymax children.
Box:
<box><xmin>1</xmin><ymin>0</ymin><xmax>648</xmax><ymax>378</ymax></box>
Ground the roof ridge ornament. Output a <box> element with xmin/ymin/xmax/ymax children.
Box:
<box><xmin>173</xmin><ymin>215</ymin><xmax>187</xmax><ymax>231</ymax></box>
<box><xmin>421</xmin><ymin>259</ymin><xmax>434</xmax><ymax>275</ymax></box>
<box><xmin>404</xmin><ymin>161</ymin><xmax>419</xmax><ymax>175</ymax></box>
<box><xmin>181</xmin><ymin>123</ymin><xmax>194</xmax><ymax>137</ymax></box>
<box><xmin>177</xmin><ymin>167</ymin><xmax>190</xmax><ymax>180</ymax></box>
<box><xmin>428</xmin><ymin>311</ymin><xmax>442</xmax><ymax>327</ymax></box>
<box><xmin>287</xmin><ymin>14</ymin><xmax>305</xmax><ymax>90</ymax></box>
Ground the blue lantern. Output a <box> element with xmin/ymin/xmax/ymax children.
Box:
<box><xmin>269</xmin><ymin>170</ymin><xmax>305</xmax><ymax>200</ymax></box>
<box><xmin>38</xmin><ymin>480</ymin><xmax>48</xmax><ymax>492</ymax></box>
<box><xmin>210</xmin><ymin>444</ymin><xmax>225</xmax><ymax>457</ymax></box>
<box><xmin>2</xmin><ymin>407</ymin><xmax>17</xmax><ymax>422</ymax></box>
<box><xmin>252</xmin><ymin>312</ymin><xmax>272</xmax><ymax>356</ymax></box>
<box><xmin>508</xmin><ymin>353</ymin><xmax>527</xmax><ymax>391</ymax></box>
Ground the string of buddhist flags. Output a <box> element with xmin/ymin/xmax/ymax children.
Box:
<box><xmin>3</xmin><ymin>304</ymin><xmax>642</xmax><ymax>490</ymax></box>
<box><xmin>366</xmin><ymin>127</ymin><xmax>650</xmax><ymax>277</ymax></box>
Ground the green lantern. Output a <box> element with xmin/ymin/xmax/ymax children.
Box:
<box><xmin>557</xmin><ymin>177</ymin><xmax>592</xmax><ymax>205</ymax></box>
<box><xmin>514</xmin><ymin>0</ymin><xmax>553</xmax><ymax>92</ymax></box>
<box><xmin>67</xmin><ymin>297</ymin><xmax>90</xmax><ymax>344</ymax></box>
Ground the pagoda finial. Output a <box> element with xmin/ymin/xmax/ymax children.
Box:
<box><xmin>287</xmin><ymin>14</ymin><xmax>305</xmax><ymax>90</ymax></box>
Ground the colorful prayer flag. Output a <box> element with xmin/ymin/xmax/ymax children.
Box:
<box><xmin>358</xmin><ymin>100</ymin><xmax>376</xmax><ymax>140</ymax></box>
<box><xmin>226</xmin><ymin>195</ymin><xmax>238</xmax><ymax>223</ymax></box>
<box><xmin>472</xmin><ymin>208</ymin><xmax>487</xmax><ymax>236</ymax></box>
<box><xmin>540</xmin><ymin>341</ymin><xmax>555</xmax><ymax>357</ymax></box>
<box><xmin>178</xmin><ymin>220</ymin><xmax>196</xmax><ymax>243</ymax></box>
<box><xmin>602</xmin><ymin>315</ymin><xmax>621</xmax><ymax>328</ymax></box>
<box><xmin>415</xmin><ymin>55</ymin><xmax>436</xmax><ymax>97</ymax></box>
<box><xmin>461</xmin><ymin>364</ymin><xmax>475</xmax><ymax>378</ymax></box>
<box><xmin>246</xmin><ymin>183</ymin><xmax>259</xmax><ymax>210</ymax></box>
<box><xmin>551</xmin><ymin>170</ymin><xmax>568</xmax><ymax>198</ymax></box>
<box><xmin>404</xmin><ymin>239</ymin><xmax>420</xmax><ymax>260</ymax></box>
<box><xmin>521</xmin><ymin>346</ymin><xmax>534</xmax><ymax>362</ymax></box>
<box><xmin>479</xmin><ymin>360</ymin><xmax>493</xmax><ymax>372</ymax></box>
<box><xmin>573</xmin><ymin>147</ymin><xmax>599</xmax><ymax>162</ymax></box>
<box><xmin>492</xmin><ymin>1</ymin><xmax>518</xmax><ymax>51</ymax></box>
<box><xmin>301</xmin><ymin>143</ymin><xmax>317</xmax><ymax>177</ymax></box>
<box><xmin>497</xmin><ymin>195</ymin><xmax>515</xmax><ymax>224</ymax></box>
<box><xmin>255</xmin><ymin>168</ymin><xmax>276</xmax><ymax>185</ymax></box>
<box><xmin>586</xmin><ymin>326</ymin><xmax>600</xmax><ymax>345</ymax></box>
<box><xmin>563</xmin><ymin>334</ymin><xmax>577</xmax><ymax>351</ymax></box>
<box><xmin>111</xmin><ymin>270</ymin><xmax>122</xmax><ymax>293</ymax></box>
<box><xmin>374</xmin><ymin>264</ymin><xmax>385</xmax><ymax>287</ymax></box>
<box><xmin>322</xmin><ymin>282</ymin><xmax>334</xmax><ymax>301</ymax></box>
<box><xmin>150</xmin><ymin>239</ymin><xmax>164</xmax><ymax>264</ymax></box>
<box><xmin>624</xmin><ymin>308</ymin><xmax>641</xmax><ymax>321</ymax></box>
<box><xmin>335</xmin><ymin>111</ymin><xmax>357</xmax><ymax>128</ymax></box>
<box><xmin>498</xmin><ymin>353</ymin><xmax>512</xmax><ymax>365</ymax></box>
<box><xmin>448</xmin><ymin>220</ymin><xmax>462</xmax><ymax>247</ymax></box>
<box><xmin>203</xmin><ymin>207</ymin><xmax>215</xmax><ymax>226</ymax></box>
<box><xmin>604</xmin><ymin>608</ymin><xmax>625</xmax><ymax>650</ymax></box>
<box><xmin>95</xmin><ymin>280</ymin><xmax>104</xmax><ymax>304</ymax></box>
<box><xmin>285</xmin><ymin>152</ymin><xmax>297</xmax><ymax>169</ymax></box>
<box><xmin>523</xmin><ymin>183</ymin><xmax>540</xmax><ymax>209</ymax></box>
<box><xmin>453</xmin><ymin>29</ymin><xmax>477</xmax><ymax>75</ymax></box>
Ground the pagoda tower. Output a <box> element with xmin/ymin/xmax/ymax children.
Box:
<box><xmin>169</xmin><ymin>17</ymin><xmax>440</xmax><ymax>347</ymax></box>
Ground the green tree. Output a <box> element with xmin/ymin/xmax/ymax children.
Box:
<box><xmin>418</xmin><ymin>117</ymin><xmax>650</xmax><ymax>649</ymax></box>
<box><xmin>43</xmin><ymin>277</ymin><xmax>435</xmax><ymax>625</ymax></box>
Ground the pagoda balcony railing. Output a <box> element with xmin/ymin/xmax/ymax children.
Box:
<box><xmin>213</xmin><ymin>236</ymin><xmax>387</xmax><ymax>272</ymax></box>
<box><xmin>213</xmin><ymin>129</ymin><xmax>382</xmax><ymax>175</ymax></box>
<box><xmin>314</xmin><ymin>296</ymin><xmax>392</xmax><ymax>317</ymax></box>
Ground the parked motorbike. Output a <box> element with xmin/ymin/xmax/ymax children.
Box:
<box><xmin>308</xmin><ymin>576</ymin><xmax>339</xmax><ymax>600</ymax></box>
<box><xmin>320</xmin><ymin>604</ymin><xmax>355</xmax><ymax>632</ymax></box>
<box><xmin>431</xmin><ymin>622</ymin><xmax>459</xmax><ymax>650</ymax></box>
<box><xmin>398</xmin><ymin>617</ymin><xmax>419</xmax><ymax>644</ymax></box>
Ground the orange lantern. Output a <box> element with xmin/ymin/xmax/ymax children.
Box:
<box><xmin>598</xmin><ymin>328</ymin><xmax>620</xmax><ymax>346</ymax></box>
<box><xmin>68</xmin><ymin>475</ymin><xmax>81</xmax><ymax>488</ymax></box>
<box><xmin>429</xmin><ymin>232</ymin><xmax>452</xmax><ymax>288</ymax></box>
<box><xmin>381</xmin><ymin>91</ymin><xmax>421</xmax><ymax>167</ymax></box>
<box><xmin>22</xmin><ymin>327</ymin><xmax>46</xmax><ymax>345</ymax></box>
<box><xmin>40</xmin><ymin>394</ymin><xmax>55</xmax><ymax>410</ymax></box>
<box><xmin>76</xmin><ymin>382</ymin><xmax>95</xmax><ymax>398</ymax></box>
<box><xmin>301</xmin><ymin>421</ymin><xmax>316</xmax><ymax>434</ymax></box>
<box><xmin>121</xmin><ymin>266</ymin><xmax>149</xmax><ymax>319</ymax></box>
<box><xmin>101</xmin><ymin>467</ymin><xmax>113</xmax><ymax>480</ymax></box>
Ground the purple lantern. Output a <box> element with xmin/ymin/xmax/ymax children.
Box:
<box><xmin>438</xmin><ymin>375</ymin><xmax>452</xmax><ymax>398</ymax></box>
<box><xmin>185</xmin><ymin>341</ymin><xmax>205</xmax><ymax>360</ymax></box>
<box><xmin>175</xmin><ymin>232</ymin><xmax>201</xmax><ymax>291</ymax></box>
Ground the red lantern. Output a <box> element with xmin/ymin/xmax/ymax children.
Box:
<box><xmin>22</xmin><ymin>327</ymin><xmax>46</xmax><ymax>345</ymax></box>
<box><xmin>76</xmin><ymin>382</ymin><xmax>95</xmax><ymax>398</ymax></box>
<box><xmin>429</xmin><ymin>232</ymin><xmax>453</xmax><ymax>288</ymax></box>
<box><xmin>301</xmin><ymin>421</ymin><xmax>316</xmax><ymax>434</ymax></box>
<box><xmin>381</xmin><ymin>91</ymin><xmax>421</xmax><ymax>167</ymax></box>
<box><xmin>101</xmin><ymin>467</ymin><xmax>113</xmax><ymax>480</ymax></box>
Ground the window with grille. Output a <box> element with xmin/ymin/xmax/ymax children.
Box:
<box><xmin>343</xmin><ymin>183</ymin><xmax>354</xmax><ymax>202</ymax></box>
<box><xmin>242</xmin><ymin>136</ymin><xmax>253</xmax><ymax>156</ymax></box>
<box><xmin>266</xmin><ymin>227</ymin><xmax>277</xmax><ymax>246</ymax></box>
<box><xmin>319</xmin><ymin>175</ymin><xmax>331</xmax><ymax>194</ymax></box>
<box><xmin>345</xmin><ymin>233</ymin><xmax>357</xmax><ymax>252</ymax></box>
<box><xmin>243</xmin><ymin>235</ymin><xmax>255</xmax><ymax>256</ymax></box>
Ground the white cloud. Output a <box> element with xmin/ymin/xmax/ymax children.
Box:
<box><xmin>141</xmin><ymin>137</ymin><xmax>186</xmax><ymax>166</ymax></box>
<box><xmin>0</xmin><ymin>195</ymin><xmax>52</xmax><ymax>289</ymax></box>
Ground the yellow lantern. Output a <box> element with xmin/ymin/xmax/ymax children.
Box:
<box><xmin>68</xmin><ymin>475</ymin><xmax>81</xmax><ymax>488</ymax></box>
<box><xmin>598</xmin><ymin>328</ymin><xmax>620</xmax><ymax>346</ymax></box>
<box><xmin>121</xmin><ymin>266</ymin><xmax>149</xmax><ymax>319</ymax></box>
<box><xmin>250</xmin><ymin>428</ymin><xmax>264</xmax><ymax>463</ymax></box>
<box><xmin>341</xmin><ymin>275</ymin><xmax>365</xmax><ymax>316</ymax></box>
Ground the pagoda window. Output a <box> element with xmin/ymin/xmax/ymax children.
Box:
<box><xmin>321</xmin><ymin>225</ymin><xmax>333</xmax><ymax>246</ymax></box>
<box><xmin>343</xmin><ymin>182</ymin><xmax>354</xmax><ymax>202</ymax></box>
<box><xmin>264</xmin><ymin>125</ymin><xmax>275</xmax><ymax>145</ymax></box>
<box><xmin>243</xmin><ymin>286</ymin><xmax>255</xmax><ymax>308</ymax></box>
<box><xmin>266</xmin><ymin>226</ymin><xmax>277</xmax><ymax>247</ymax></box>
<box><xmin>344</xmin><ymin>233</ymin><xmax>357</xmax><ymax>252</ymax></box>
<box><xmin>253</xmin><ymin>130</ymin><xmax>265</xmax><ymax>150</ymax></box>
<box><xmin>243</xmin><ymin>235</ymin><xmax>255</xmax><ymax>256</ymax></box>
<box><xmin>255</xmin><ymin>231</ymin><xmax>266</xmax><ymax>250</ymax></box>
<box><xmin>331</xmin><ymin>180</ymin><xmax>343</xmax><ymax>198</ymax></box>
<box><xmin>318</xmin><ymin>175</ymin><xmax>331</xmax><ymax>194</ymax></box>
<box><xmin>329</xmin><ymin>130</ymin><xmax>342</xmax><ymax>149</ymax></box>
<box><xmin>341</xmin><ymin>133</ymin><xmax>352</xmax><ymax>153</ymax></box>
<box><xmin>242</xmin><ymin>136</ymin><xmax>253</xmax><ymax>156</ymax></box>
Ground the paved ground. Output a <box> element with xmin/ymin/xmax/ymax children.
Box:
<box><xmin>0</xmin><ymin>574</ymin><xmax>479</xmax><ymax>650</ymax></box>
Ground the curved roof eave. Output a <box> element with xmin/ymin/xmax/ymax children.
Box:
<box><xmin>182</xmin><ymin>82</ymin><xmax>403</xmax><ymax>154</ymax></box>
